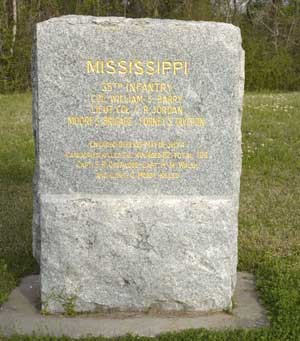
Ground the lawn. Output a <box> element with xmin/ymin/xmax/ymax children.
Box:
<box><xmin>0</xmin><ymin>92</ymin><xmax>299</xmax><ymax>340</ymax></box>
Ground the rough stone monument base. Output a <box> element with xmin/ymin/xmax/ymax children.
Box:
<box><xmin>40</xmin><ymin>194</ymin><xmax>238</xmax><ymax>313</ymax></box>
<box><xmin>0</xmin><ymin>272</ymin><xmax>268</xmax><ymax>338</ymax></box>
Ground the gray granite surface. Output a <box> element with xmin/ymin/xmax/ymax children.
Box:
<box><xmin>32</xmin><ymin>16</ymin><xmax>244</xmax><ymax>313</ymax></box>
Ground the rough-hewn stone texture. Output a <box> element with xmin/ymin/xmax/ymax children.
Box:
<box><xmin>32</xmin><ymin>16</ymin><xmax>244</xmax><ymax>313</ymax></box>
<box><xmin>0</xmin><ymin>273</ymin><xmax>268</xmax><ymax>338</ymax></box>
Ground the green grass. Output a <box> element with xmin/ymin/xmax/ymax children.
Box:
<box><xmin>0</xmin><ymin>92</ymin><xmax>300</xmax><ymax>340</ymax></box>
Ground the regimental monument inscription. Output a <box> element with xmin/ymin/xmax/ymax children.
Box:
<box><xmin>32</xmin><ymin>16</ymin><xmax>244</xmax><ymax>313</ymax></box>
<box><xmin>67</xmin><ymin>59</ymin><xmax>208</xmax><ymax>184</ymax></box>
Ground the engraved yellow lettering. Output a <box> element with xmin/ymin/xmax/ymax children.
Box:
<box><xmin>118</xmin><ymin>60</ymin><xmax>128</xmax><ymax>74</ymax></box>
<box><xmin>173</xmin><ymin>61</ymin><xmax>183</xmax><ymax>75</ymax></box>
<box><xmin>106</xmin><ymin>60</ymin><xmax>116</xmax><ymax>74</ymax></box>
<box><xmin>86</xmin><ymin>60</ymin><xmax>100</xmax><ymax>73</ymax></box>
<box><xmin>184</xmin><ymin>61</ymin><xmax>188</xmax><ymax>75</ymax></box>
<box><xmin>162</xmin><ymin>61</ymin><xmax>172</xmax><ymax>75</ymax></box>
<box><xmin>146</xmin><ymin>61</ymin><xmax>155</xmax><ymax>75</ymax></box>
<box><xmin>135</xmin><ymin>61</ymin><xmax>144</xmax><ymax>75</ymax></box>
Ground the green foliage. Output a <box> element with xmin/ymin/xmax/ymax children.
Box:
<box><xmin>239</xmin><ymin>0</ymin><xmax>300</xmax><ymax>91</ymax></box>
<box><xmin>41</xmin><ymin>290</ymin><xmax>78</xmax><ymax>316</ymax></box>
<box><xmin>0</xmin><ymin>259</ymin><xmax>16</xmax><ymax>305</ymax></box>
<box><xmin>0</xmin><ymin>93</ymin><xmax>37</xmax><ymax>295</ymax></box>
<box><xmin>0</xmin><ymin>1</ymin><xmax>300</xmax><ymax>92</ymax></box>
<box><xmin>60</xmin><ymin>294</ymin><xmax>77</xmax><ymax>317</ymax></box>
<box><xmin>244</xmin><ymin>40</ymin><xmax>297</xmax><ymax>91</ymax></box>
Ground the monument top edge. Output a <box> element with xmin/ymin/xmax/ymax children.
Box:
<box><xmin>36</xmin><ymin>15</ymin><xmax>241</xmax><ymax>33</ymax></box>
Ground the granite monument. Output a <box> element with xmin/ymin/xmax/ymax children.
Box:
<box><xmin>32</xmin><ymin>16</ymin><xmax>244</xmax><ymax>313</ymax></box>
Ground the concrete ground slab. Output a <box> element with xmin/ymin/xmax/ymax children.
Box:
<box><xmin>0</xmin><ymin>272</ymin><xmax>268</xmax><ymax>338</ymax></box>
